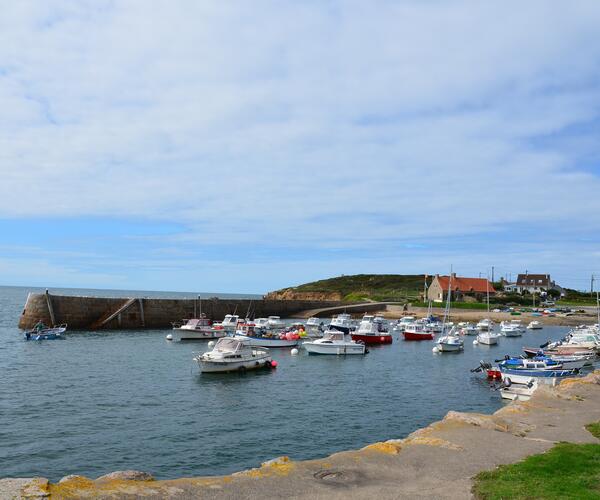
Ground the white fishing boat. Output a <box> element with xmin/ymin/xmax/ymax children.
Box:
<box><xmin>233</xmin><ymin>324</ymin><xmax>300</xmax><ymax>348</ymax></box>
<box><xmin>213</xmin><ymin>314</ymin><xmax>240</xmax><ymax>333</ymax></box>
<box><xmin>303</xmin><ymin>330</ymin><xmax>366</xmax><ymax>355</ymax></box>
<box><xmin>194</xmin><ymin>337</ymin><xmax>272</xmax><ymax>373</ymax></box>
<box><xmin>267</xmin><ymin>316</ymin><xmax>286</xmax><ymax>330</ymax></box>
<box><xmin>329</xmin><ymin>313</ymin><xmax>354</xmax><ymax>334</ymax></box>
<box><xmin>254</xmin><ymin>317</ymin><xmax>269</xmax><ymax>328</ymax></box>
<box><xmin>171</xmin><ymin>316</ymin><xmax>227</xmax><ymax>341</ymax></box>
<box><xmin>458</xmin><ymin>322</ymin><xmax>478</xmax><ymax>335</ymax></box>
<box><xmin>393</xmin><ymin>316</ymin><xmax>415</xmax><ymax>331</ymax></box>
<box><xmin>500</xmin><ymin>321</ymin><xmax>524</xmax><ymax>337</ymax></box>
<box><xmin>476</xmin><ymin>330</ymin><xmax>501</xmax><ymax>345</ymax></box>
<box><xmin>527</xmin><ymin>320</ymin><xmax>543</xmax><ymax>330</ymax></box>
<box><xmin>477</xmin><ymin>318</ymin><xmax>494</xmax><ymax>332</ymax></box>
<box><xmin>306</xmin><ymin>317</ymin><xmax>322</xmax><ymax>328</ymax></box>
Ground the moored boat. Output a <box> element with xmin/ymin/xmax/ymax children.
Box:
<box><xmin>303</xmin><ymin>330</ymin><xmax>366</xmax><ymax>355</ymax></box>
<box><xmin>352</xmin><ymin>315</ymin><xmax>392</xmax><ymax>344</ymax></box>
<box><xmin>213</xmin><ymin>314</ymin><xmax>240</xmax><ymax>333</ymax></box>
<box><xmin>476</xmin><ymin>330</ymin><xmax>501</xmax><ymax>345</ymax></box>
<box><xmin>527</xmin><ymin>320</ymin><xmax>543</xmax><ymax>330</ymax></box>
<box><xmin>329</xmin><ymin>313</ymin><xmax>354</xmax><ymax>334</ymax></box>
<box><xmin>194</xmin><ymin>337</ymin><xmax>273</xmax><ymax>373</ymax></box>
<box><xmin>24</xmin><ymin>324</ymin><xmax>67</xmax><ymax>341</ymax></box>
<box><xmin>402</xmin><ymin>322</ymin><xmax>434</xmax><ymax>341</ymax></box>
<box><xmin>172</xmin><ymin>316</ymin><xmax>226</xmax><ymax>341</ymax></box>
<box><xmin>233</xmin><ymin>323</ymin><xmax>300</xmax><ymax>348</ymax></box>
<box><xmin>477</xmin><ymin>318</ymin><xmax>494</xmax><ymax>331</ymax></box>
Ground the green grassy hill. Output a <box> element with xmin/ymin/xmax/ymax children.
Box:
<box><xmin>273</xmin><ymin>274</ymin><xmax>428</xmax><ymax>302</ymax></box>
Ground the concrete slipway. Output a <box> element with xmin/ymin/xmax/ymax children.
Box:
<box><xmin>3</xmin><ymin>371</ymin><xmax>600</xmax><ymax>499</ymax></box>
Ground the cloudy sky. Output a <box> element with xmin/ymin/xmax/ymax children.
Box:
<box><xmin>1</xmin><ymin>1</ymin><xmax>599</xmax><ymax>293</ymax></box>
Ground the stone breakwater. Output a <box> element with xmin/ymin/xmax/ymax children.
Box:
<box><xmin>4</xmin><ymin>371</ymin><xmax>600</xmax><ymax>499</ymax></box>
<box><xmin>18</xmin><ymin>292</ymin><xmax>342</xmax><ymax>330</ymax></box>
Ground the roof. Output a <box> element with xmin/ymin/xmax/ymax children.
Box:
<box><xmin>516</xmin><ymin>274</ymin><xmax>550</xmax><ymax>286</ymax></box>
<box><xmin>435</xmin><ymin>276</ymin><xmax>495</xmax><ymax>294</ymax></box>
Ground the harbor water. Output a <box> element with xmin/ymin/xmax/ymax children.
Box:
<box><xmin>0</xmin><ymin>286</ymin><xmax>575</xmax><ymax>481</ymax></box>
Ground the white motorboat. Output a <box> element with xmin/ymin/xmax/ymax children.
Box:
<box><xmin>476</xmin><ymin>331</ymin><xmax>501</xmax><ymax>345</ymax></box>
<box><xmin>303</xmin><ymin>330</ymin><xmax>366</xmax><ymax>355</ymax></box>
<box><xmin>213</xmin><ymin>314</ymin><xmax>240</xmax><ymax>333</ymax></box>
<box><xmin>393</xmin><ymin>316</ymin><xmax>415</xmax><ymax>331</ymax></box>
<box><xmin>306</xmin><ymin>317</ymin><xmax>322</xmax><ymax>328</ymax></box>
<box><xmin>233</xmin><ymin>324</ymin><xmax>300</xmax><ymax>348</ymax></box>
<box><xmin>500</xmin><ymin>321</ymin><xmax>524</xmax><ymax>337</ymax></box>
<box><xmin>267</xmin><ymin>316</ymin><xmax>286</xmax><ymax>330</ymax></box>
<box><xmin>458</xmin><ymin>322</ymin><xmax>478</xmax><ymax>335</ymax></box>
<box><xmin>477</xmin><ymin>318</ymin><xmax>494</xmax><ymax>331</ymax></box>
<box><xmin>329</xmin><ymin>313</ymin><xmax>354</xmax><ymax>334</ymax></box>
<box><xmin>500</xmin><ymin>378</ymin><xmax>538</xmax><ymax>401</ymax></box>
<box><xmin>254</xmin><ymin>317</ymin><xmax>269</xmax><ymax>328</ymax></box>
<box><xmin>194</xmin><ymin>337</ymin><xmax>272</xmax><ymax>373</ymax></box>
<box><xmin>527</xmin><ymin>320</ymin><xmax>543</xmax><ymax>330</ymax></box>
<box><xmin>436</xmin><ymin>332</ymin><xmax>464</xmax><ymax>352</ymax></box>
<box><xmin>171</xmin><ymin>317</ymin><xmax>227</xmax><ymax>341</ymax></box>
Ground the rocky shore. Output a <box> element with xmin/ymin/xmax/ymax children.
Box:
<box><xmin>3</xmin><ymin>371</ymin><xmax>600</xmax><ymax>499</ymax></box>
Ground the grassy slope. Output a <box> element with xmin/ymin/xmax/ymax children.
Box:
<box><xmin>473</xmin><ymin>422</ymin><xmax>600</xmax><ymax>499</ymax></box>
<box><xmin>278</xmin><ymin>274</ymin><xmax>427</xmax><ymax>302</ymax></box>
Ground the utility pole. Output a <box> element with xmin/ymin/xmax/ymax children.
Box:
<box><xmin>491</xmin><ymin>266</ymin><xmax>494</xmax><ymax>283</ymax></box>
<box><xmin>592</xmin><ymin>274</ymin><xmax>595</xmax><ymax>296</ymax></box>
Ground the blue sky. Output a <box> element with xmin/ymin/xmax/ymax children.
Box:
<box><xmin>1</xmin><ymin>1</ymin><xmax>600</xmax><ymax>293</ymax></box>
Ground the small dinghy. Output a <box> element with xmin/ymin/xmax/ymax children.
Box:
<box><xmin>24</xmin><ymin>324</ymin><xmax>67</xmax><ymax>341</ymax></box>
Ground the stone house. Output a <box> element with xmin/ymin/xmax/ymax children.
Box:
<box><xmin>427</xmin><ymin>273</ymin><xmax>496</xmax><ymax>303</ymax></box>
<box><xmin>503</xmin><ymin>273</ymin><xmax>563</xmax><ymax>296</ymax></box>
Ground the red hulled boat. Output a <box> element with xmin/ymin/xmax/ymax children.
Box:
<box><xmin>402</xmin><ymin>323</ymin><xmax>434</xmax><ymax>341</ymax></box>
<box><xmin>351</xmin><ymin>315</ymin><xmax>393</xmax><ymax>345</ymax></box>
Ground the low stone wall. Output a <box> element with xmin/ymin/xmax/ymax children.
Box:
<box><xmin>18</xmin><ymin>293</ymin><xmax>343</xmax><ymax>330</ymax></box>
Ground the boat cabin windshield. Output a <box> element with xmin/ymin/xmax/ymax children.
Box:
<box><xmin>214</xmin><ymin>338</ymin><xmax>242</xmax><ymax>352</ymax></box>
<box><xmin>324</xmin><ymin>331</ymin><xmax>344</xmax><ymax>341</ymax></box>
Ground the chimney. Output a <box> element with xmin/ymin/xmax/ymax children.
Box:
<box><xmin>451</xmin><ymin>272</ymin><xmax>457</xmax><ymax>279</ymax></box>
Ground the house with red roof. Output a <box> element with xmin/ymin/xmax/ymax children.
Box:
<box><xmin>427</xmin><ymin>273</ymin><xmax>496</xmax><ymax>302</ymax></box>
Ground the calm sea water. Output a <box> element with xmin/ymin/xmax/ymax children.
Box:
<box><xmin>0</xmin><ymin>285</ymin><xmax>575</xmax><ymax>481</ymax></box>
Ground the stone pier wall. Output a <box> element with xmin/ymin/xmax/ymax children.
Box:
<box><xmin>18</xmin><ymin>293</ymin><xmax>343</xmax><ymax>330</ymax></box>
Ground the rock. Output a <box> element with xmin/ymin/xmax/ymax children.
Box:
<box><xmin>96</xmin><ymin>470</ymin><xmax>154</xmax><ymax>482</ymax></box>
<box><xmin>0</xmin><ymin>478</ymin><xmax>49</xmax><ymax>499</ymax></box>
<box><xmin>58</xmin><ymin>474</ymin><xmax>89</xmax><ymax>484</ymax></box>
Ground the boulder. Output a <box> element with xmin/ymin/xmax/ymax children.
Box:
<box><xmin>96</xmin><ymin>470</ymin><xmax>154</xmax><ymax>482</ymax></box>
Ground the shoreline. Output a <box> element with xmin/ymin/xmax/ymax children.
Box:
<box><xmin>4</xmin><ymin>371</ymin><xmax>600</xmax><ymax>499</ymax></box>
<box><xmin>384</xmin><ymin>305</ymin><xmax>599</xmax><ymax>326</ymax></box>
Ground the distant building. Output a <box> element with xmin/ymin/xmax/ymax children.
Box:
<box><xmin>503</xmin><ymin>273</ymin><xmax>563</xmax><ymax>296</ymax></box>
<box><xmin>427</xmin><ymin>273</ymin><xmax>496</xmax><ymax>302</ymax></box>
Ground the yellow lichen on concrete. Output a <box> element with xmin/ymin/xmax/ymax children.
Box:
<box><xmin>21</xmin><ymin>477</ymin><xmax>49</xmax><ymax>498</ymax></box>
<box><xmin>234</xmin><ymin>456</ymin><xmax>295</xmax><ymax>479</ymax></box>
<box><xmin>362</xmin><ymin>441</ymin><xmax>403</xmax><ymax>454</ymax></box>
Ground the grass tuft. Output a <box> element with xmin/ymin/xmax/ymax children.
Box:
<box><xmin>473</xmin><ymin>442</ymin><xmax>600</xmax><ymax>499</ymax></box>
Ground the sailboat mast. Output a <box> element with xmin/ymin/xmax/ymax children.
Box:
<box><xmin>442</xmin><ymin>267</ymin><xmax>452</xmax><ymax>333</ymax></box>
<box><xmin>597</xmin><ymin>291</ymin><xmax>599</xmax><ymax>326</ymax></box>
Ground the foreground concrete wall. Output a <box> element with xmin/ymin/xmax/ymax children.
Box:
<box><xmin>18</xmin><ymin>293</ymin><xmax>343</xmax><ymax>330</ymax></box>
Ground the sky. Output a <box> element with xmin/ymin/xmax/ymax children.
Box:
<box><xmin>1</xmin><ymin>0</ymin><xmax>600</xmax><ymax>293</ymax></box>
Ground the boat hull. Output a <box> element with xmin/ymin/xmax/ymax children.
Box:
<box><xmin>304</xmin><ymin>343</ymin><xmax>365</xmax><ymax>355</ymax></box>
<box><xmin>351</xmin><ymin>333</ymin><xmax>392</xmax><ymax>345</ymax></box>
<box><xmin>402</xmin><ymin>331</ymin><xmax>434</xmax><ymax>341</ymax></box>
<box><xmin>233</xmin><ymin>335</ymin><xmax>299</xmax><ymax>348</ymax></box>
<box><xmin>171</xmin><ymin>329</ymin><xmax>227</xmax><ymax>341</ymax></box>
<box><xmin>437</xmin><ymin>342</ymin><xmax>463</xmax><ymax>352</ymax></box>
<box><xmin>477</xmin><ymin>335</ymin><xmax>499</xmax><ymax>345</ymax></box>
<box><xmin>198</xmin><ymin>356</ymin><xmax>272</xmax><ymax>373</ymax></box>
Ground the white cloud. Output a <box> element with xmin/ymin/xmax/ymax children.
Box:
<box><xmin>1</xmin><ymin>0</ymin><xmax>600</xmax><ymax>289</ymax></box>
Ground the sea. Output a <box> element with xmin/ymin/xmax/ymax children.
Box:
<box><xmin>0</xmin><ymin>285</ymin><xmax>575</xmax><ymax>481</ymax></box>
